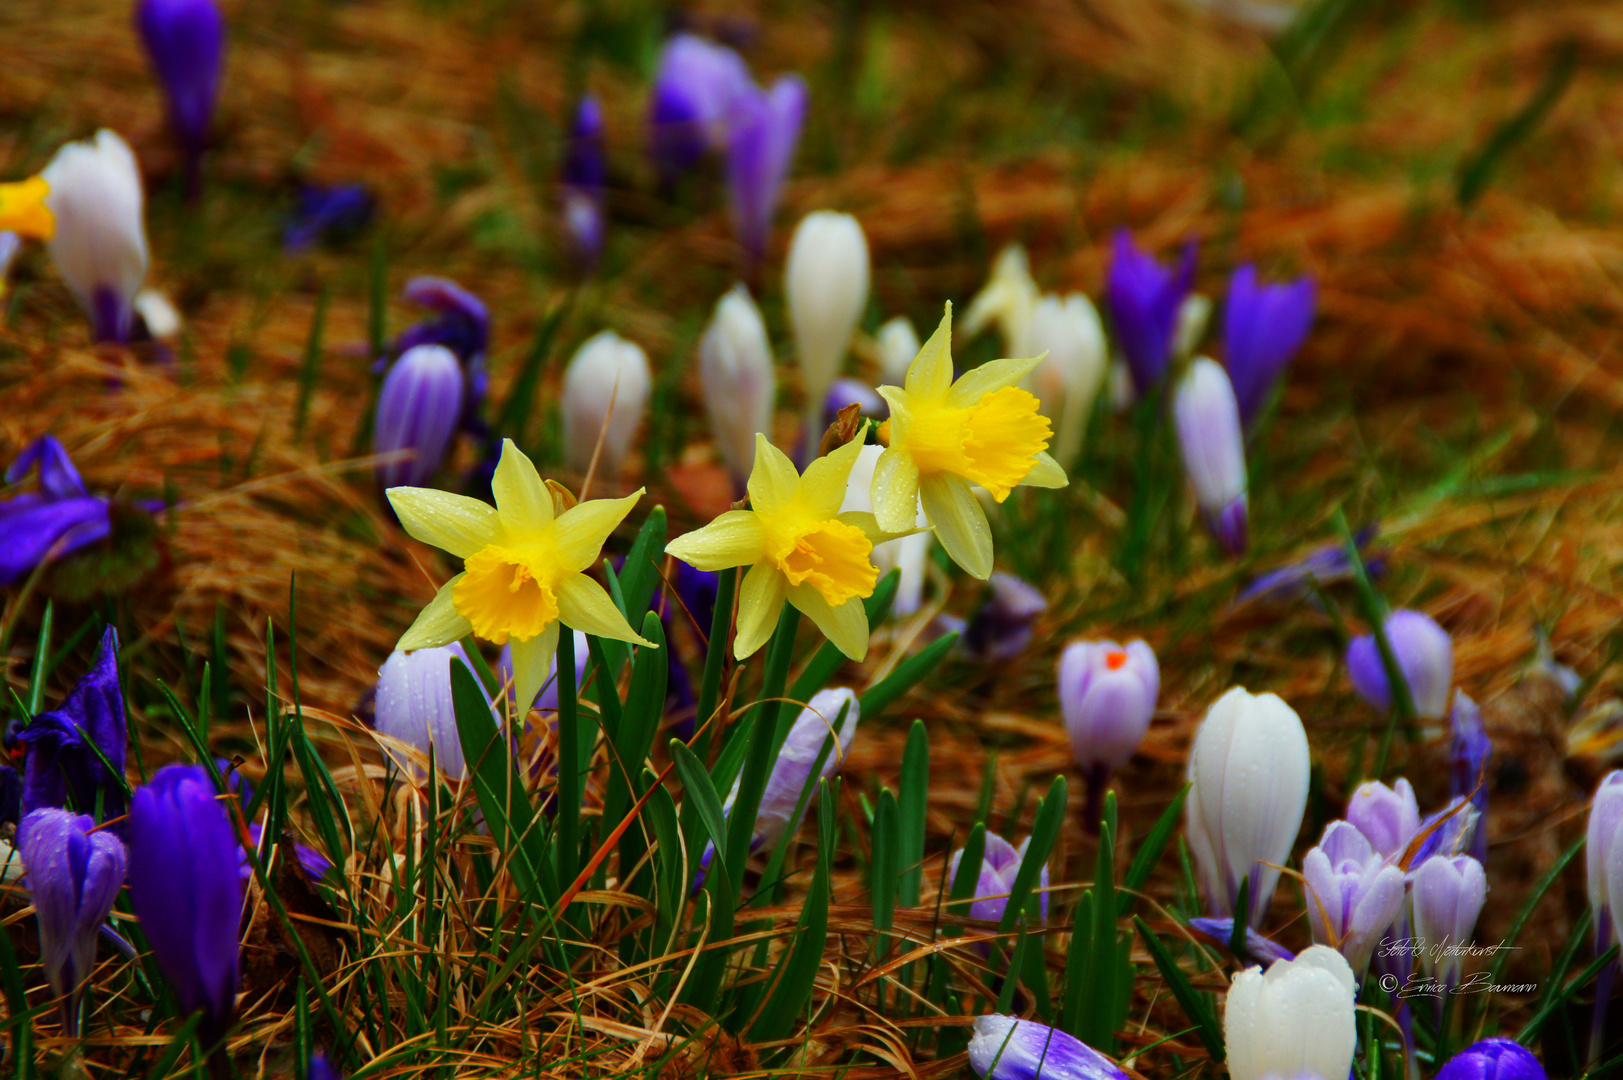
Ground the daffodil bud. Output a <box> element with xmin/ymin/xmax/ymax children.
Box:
<box><xmin>1346</xmin><ymin>609</ymin><xmax>1454</xmax><ymax>719</ymax></box>
<box><xmin>726</xmin><ymin>76</ymin><xmax>807</xmax><ymax>262</ymax></box>
<box><xmin>699</xmin><ymin>285</ymin><xmax>776</xmax><ymax>492</ymax></box>
<box><xmin>1411</xmin><ymin>854</ymin><xmax>1487</xmax><ymax>988</ymax></box>
<box><xmin>785</xmin><ymin>211</ymin><xmax>870</xmax><ymax>447</ymax></box>
<box><xmin>374</xmin><ymin>344</ymin><xmax>464</xmax><ymax>491</ymax></box>
<box><xmin>840</xmin><ymin>444</ymin><xmax>931</xmax><ymax>616</ymax></box>
<box><xmin>1436</xmin><ymin>1039</ymin><xmax>1548</xmax><ymax>1080</ymax></box>
<box><xmin>946</xmin><ymin>832</ymin><xmax>1049</xmax><ymax>927</ymax></box>
<box><xmin>876</xmin><ymin>315</ymin><xmax>920</xmax><ymax>386</ymax></box>
<box><xmin>561</xmin><ymin>330</ymin><xmax>652</xmax><ymax>477</ymax></box>
<box><xmin>41</xmin><ymin>131</ymin><xmax>149</xmax><ymax>343</ymax></box>
<box><xmin>1173</xmin><ymin>357</ymin><xmax>1247</xmax><ymax>556</ymax></box>
<box><xmin>1346</xmin><ymin>778</ymin><xmax>1421</xmax><ymax>859</ymax></box>
<box><xmin>1187</xmin><ymin>687</ymin><xmax>1310</xmax><ymax>927</ymax></box>
<box><xmin>1058</xmin><ymin>639</ymin><xmax>1158</xmax><ymax>818</ymax></box>
<box><xmin>1028</xmin><ymin>293</ymin><xmax>1106</xmax><ymax>468</ymax></box>
<box><xmin>1301</xmin><ymin>820</ymin><xmax>1407</xmax><ymax>978</ymax></box>
<box><xmin>723</xmin><ymin>688</ymin><xmax>858</xmax><ymax>852</ymax></box>
<box><xmin>375</xmin><ymin>642</ymin><xmax>500</xmax><ymax>780</ymax></box>
<box><xmin>967</xmin><ymin>1014</ymin><xmax>1127</xmax><ymax>1080</ymax></box>
<box><xmin>1588</xmin><ymin>771</ymin><xmax>1623</xmax><ymax>948</ymax></box>
<box><xmin>1224</xmin><ymin>945</ymin><xmax>1357</xmax><ymax>1080</ymax></box>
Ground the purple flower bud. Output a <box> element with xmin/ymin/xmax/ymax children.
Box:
<box><xmin>962</xmin><ymin>573</ymin><xmax>1048</xmax><ymax>662</ymax></box>
<box><xmin>1346</xmin><ymin>778</ymin><xmax>1421</xmax><ymax>860</ymax></box>
<box><xmin>135</xmin><ymin>0</ymin><xmax>226</xmax><ymax>196</ymax></box>
<box><xmin>1410</xmin><ymin>854</ymin><xmax>1487</xmax><ymax>988</ymax></box>
<box><xmin>1173</xmin><ymin>358</ymin><xmax>1247</xmax><ymax>556</ymax></box>
<box><xmin>823</xmin><ymin>378</ymin><xmax>886</xmax><ymax>428</ymax></box>
<box><xmin>1236</xmin><ymin>525</ymin><xmax>1381</xmax><ymax>606</ymax></box>
<box><xmin>0</xmin><ymin>436</ymin><xmax>114</xmax><ymax>587</ymax></box>
<box><xmin>724</xmin><ymin>688</ymin><xmax>858</xmax><ymax>853</ymax></box>
<box><xmin>726</xmin><ymin>76</ymin><xmax>807</xmax><ymax>263</ymax></box>
<box><xmin>241</xmin><ymin>822</ymin><xmax>331</xmax><ymax>883</ymax></box>
<box><xmin>1188</xmin><ymin>916</ymin><xmax>1296</xmax><ymax>966</ymax></box>
<box><xmin>17</xmin><ymin>808</ymin><xmax>127</xmax><ymax>1036</ymax></box>
<box><xmin>1222</xmin><ymin>265</ymin><xmax>1316</xmax><ymax>429</ymax></box>
<box><xmin>375</xmin><ymin>642</ymin><xmax>500</xmax><ymax>780</ymax></box>
<box><xmin>946</xmin><ymin>832</ymin><xmax>1050</xmax><ymax>928</ymax></box>
<box><xmin>18</xmin><ymin>626</ymin><xmax>126</xmax><ymax>829</ymax></box>
<box><xmin>1346</xmin><ymin>610</ymin><xmax>1454</xmax><ymax>719</ymax></box>
<box><xmin>1105</xmin><ymin>230</ymin><xmax>1196</xmax><ymax>394</ymax></box>
<box><xmin>308</xmin><ymin>1053</ymin><xmax>342</xmax><ymax>1080</ymax></box>
<box><xmin>1449</xmin><ymin>691</ymin><xmax>1490</xmax><ymax>863</ymax></box>
<box><xmin>397</xmin><ymin>277</ymin><xmax>490</xmax><ymax>372</ymax></box>
<box><xmin>1301</xmin><ymin>820</ymin><xmax>1407</xmax><ymax>978</ymax></box>
<box><xmin>647</xmin><ymin>34</ymin><xmax>752</xmax><ymax>187</ymax></box>
<box><xmin>284</xmin><ymin>183</ymin><xmax>374</xmax><ymax>251</ymax></box>
<box><xmin>561</xmin><ymin>96</ymin><xmax>607</xmax><ymax>268</ymax></box>
<box><xmin>1587</xmin><ymin>770</ymin><xmax>1623</xmax><ymax>948</ymax></box>
<box><xmin>967</xmin><ymin>1014</ymin><xmax>1129</xmax><ymax>1080</ymax></box>
<box><xmin>374</xmin><ymin>344</ymin><xmax>465</xmax><ymax>492</ymax></box>
<box><xmin>126</xmin><ymin>764</ymin><xmax>244</xmax><ymax>1041</ymax></box>
<box><xmin>1435</xmin><ymin>1038</ymin><xmax>1548</xmax><ymax>1080</ymax></box>
<box><xmin>1058</xmin><ymin>639</ymin><xmax>1158</xmax><ymax>811</ymax></box>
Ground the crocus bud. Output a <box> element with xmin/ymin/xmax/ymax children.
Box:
<box><xmin>375</xmin><ymin>642</ymin><xmax>500</xmax><ymax>780</ymax></box>
<box><xmin>283</xmin><ymin>182</ymin><xmax>374</xmax><ymax>251</ymax></box>
<box><xmin>1105</xmin><ymin>230</ymin><xmax>1195</xmax><ymax>394</ymax></box>
<box><xmin>560</xmin><ymin>95</ymin><xmax>607</xmax><ymax>269</ymax></box>
<box><xmin>1188</xmin><ymin>915</ymin><xmax>1296</xmax><ymax>967</ymax></box>
<box><xmin>962</xmin><ymin>573</ymin><xmax>1048</xmax><ymax>662</ymax></box>
<box><xmin>722</xmin><ymin>688</ymin><xmax>858</xmax><ymax>853</ymax></box>
<box><xmin>1436</xmin><ymin>1038</ymin><xmax>1548</xmax><ymax>1080</ymax></box>
<box><xmin>17</xmin><ymin>807</ymin><xmax>127</xmax><ymax>1036</ymax></box>
<box><xmin>126</xmin><ymin>764</ymin><xmax>243</xmax><ymax>1044</ymax></box>
<box><xmin>962</xmin><ymin>244</ymin><xmax>1039</xmax><ymax>358</ymax></box>
<box><xmin>1224</xmin><ymin>945</ymin><xmax>1357</xmax><ymax>1080</ymax></box>
<box><xmin>967</xmin><ymin>1014</ymin><xmax>1128</xmax><ymax>1080</ymax></box>
<box><xmin>308</xmin><ymin>1052</ymin><xmax>343</xmax><ymax>1080</ymax></box>
<box><xmin>647</xmin><ymin>34</ymin><xmax>751</xmax><ymax>186</ymax></box>
<box><xmin>374</xmin><ymin>344</ymin><xmax>464</xmax><ymax>491</ymax></box>
<box><xmin>1412</xmin><ymin>795</ymin><xmax>1481</xmax><ymax>865</ymax></box>
<box><xmin>1411</xmin><ymin>854</ymin><xmax>1487</xmax><ymax>988</ymax></box>
<box><xmin>17</xmin><ymin>626</ymin><xmax>126</xmax><ymax>828</ymax></box>
<box><xmin>946</xmin><ymin>832</ymin><xmax>1050</xmax><ymax>927</ymax></box>
<box><xmin>1187</xmin><ymin>687</ymin><xmax>1310</xmax><ymax>927</ymax></box>
<box><xmin>135</xmin><ymin>0</ymin><xmax>226</xmax><ymax>196</ymax></box>
<box><xmin>699</xmin><ymin>284</ymin><xmax>776</xmax><ymax>493</ymax></box>
<box><xmin>876</xmin><ymin>315</ymin><xmax>920</xmax><ymax>386</ymax></box>
<box><xmin>824</xmin><ymin>378</ymin><xmax>886</xmax><ymax>430</ymax></box>
<box><xmin>726</xmin><ymin>76</ymin><xmax>807</xmax><ymax>263</ymax></box>
<box><xmin>1223</xmin><ymin>265</ymin><xmax>1316</xmax><ymax>430</ymax></box>
<box><xmin>1587</xmin><ymin>771</ymin><xmax>1623</xmax><ymax>948</ymax></box>
<box><xmin>1301</xmin><ymin>820</ymin><xmax>1406</xmax><ymax>978</ymax></box>
<box><xmin>1174</xmin><ymin>292</ymin><xmax>1212</xmax><ymax>359</ymax></box>
<box><xmin>561</xmin><ymin>330</ymin><xmax>652</xmax><ymax>477</ymax></box>
<box><xmin>0</xmin><ymin>436</ymin><xmax>117</xmax><ymax>588</ymax></box>
<box><xmin>506</xmin><ymin>629</ymin><xmax>590</xmax><ymax>718</ymax></box>
<box><xmin>785</xmin><ymin>211</ymin><xmax>870</xmax><ymax>449</ymax></box>
<box><xmin>1346</xmin><ymin>610</ymin><xmax>1454</xmax><ymax>719</ymax></box>
<box><xmin>841</xmin><ymin>444</ymin><xmax>931</xmax><ymax>616</ymax></box>
<box><xmin>1028</xmin><ymin>293</ymin><xmax>1107</xmax><ymax>467</ymax></box>
<box><xmin>41</xmin><ymin>130</ymin><xmax>149</xmax><ymax>343</ymax></box>
<box><xmin>1058</xmin><ymin>639</ymin><xmax>1158</xmax><ymax>818</ymax></box>
<box><xmin>1346</xmin><ymin>778</ymin><xmax>1421</xmax><ymax>860</ymax></box>
<box><xmin>1173</xmin><ymin>358</ymin><xmax>1247</xmax><ymax>556</ymax></box>
<box><xmin>1449</xmin><ymin>690</ymin><xmax>1490</xmax><ymax>864</ymax></box>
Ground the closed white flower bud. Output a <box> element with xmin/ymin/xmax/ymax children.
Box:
<box><xmin>1225</xmin><ymin>945</ymin><xmax>1357</xmax><ymax>1080</ymax></box>
<box><xmin>1174</xmin><ymin>357</ymin><xmax>1248</xmax><ymax>556</ymax></box>
<box><xmin>699</xmin><ymin>285</ymin><xmax>776</xmax><ymax>491</ymax></box>
<box><xmin>41</xmin><ymin>130</ymin><xmax>150</xmax><ymax>343</ymax></box>
<box><xmin>785</xmin><ymin>211</ymin><xmax>869</xmax><ymax>445</ymax></box>
<box><xmin>561</xmin><ymin>330</ymin><xmax>651</xmax><ymax>477</ymax></box>
<box><xmin>1028</xmin><ymin>293</ymin><xmax>1107</xmax><ymax>467</ymax></box>
<box><xmin>876</xmin><ymin>315</ymin><xmax>920</xmax><ymax>387</ymax></box>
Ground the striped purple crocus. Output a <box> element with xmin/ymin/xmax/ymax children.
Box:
<box><xmin>373</xmin><ymin>344</ymin><xmax>465</xmax><ymax>492</ymax></box>
<box><xmin>1106</xmin><ymin>230</ymin><xmax>1196</xmax><ymax>395</ymax></box>
<box><xmin>1222</xmin><ymin>264</ymin><xmax>1316</xmax><ymax>431</ymax></box>
<box><xmin>967</xmin><ymin>1014</ymin><xmax>1128</xmax><ymax>1080</ymax></box>
<box><xmin>1173</xmin><ymin>358</ymin><xmax>1247</xmax><ymax>556</ymax></box>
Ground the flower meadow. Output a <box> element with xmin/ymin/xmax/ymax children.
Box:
<box><xmin>4</xmin><ymin>2</ymin><xmax>1623</xmax><ymax>1079</ymax></box>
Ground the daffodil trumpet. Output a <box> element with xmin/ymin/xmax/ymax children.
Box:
<box><xmin>666</xmin><ymin>434</ymin><xmax>901</xmax><ymax>661</ymax></box>
<box><xmin>871</xmin><ymin>302</ymin><xmax>1068</xmax><ymax>579</ymax></box>
<box><xmin>386</xmin><ymin>439</ymin><xmax>654</xmax><ymax>717</ymax></box>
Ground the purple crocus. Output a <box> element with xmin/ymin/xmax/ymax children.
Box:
<box><xmin>126</xmin><ymin>763</ymin><xmax>244</xmax><ymax>1045</ymax></box>
<box><xmin>17</xmin><ymin>626</ymin><xmax>126</xmax><ymax>828</ymax></box>
<box><xmin>1300</xmin><ymin>820</ymin><xmax>1406</xmax><ymax>978</ymax></box>
<box><xmin>725</xmin><ymin>76</ymin><xmax>807</xmax><ymax>263</ymax></box>
<box><xmin>1346</xmin><ymin>610</ymin><xmax>1454</xmax><ymax>719</ymax></box>
<box><xmin>1346</xmin><ymin>778</ymin><xmax>1421</xmax><ymax>860</ymax></box>
<box><xmin>561</xmin><ymin>95</ymin><xmax>607</xmax><ymax>268</ymax></box>
<box><xmin>946</xmin><ymin>831</ymin><xmax>1050</xmax><ymax>928</ymax></box>
<box><xmin>373</xmin><ymin>344</ymin><xmax>464</xmax><ymax>492</ymax></box>
<box><xmin>1105</xmin><ymin>230</ymin><xmax>1196</xmax><ymax>395</ymax></box>
<box><xmin>134</xmin><ymin>0</ymin><xmax>226</xmax><ymax>199</ymax></box>
<box><xmin>1235</xmin><ymin>525</ymin><xmax>1382</xmax><ymax>605</ymax></box>
<box><xmin>1222</xmin><ymin>264</ymin><xmax>1316</xmax><ymax>430</ymax></box>
<box><xmin>967</xmin><ymin>1014</ymin><xmax>1128</xmax><ymax>1080</ymax></box>
<box><xmin>1</xmin><ymin>437</ymin><xmax>117</xmax><ymax>587</ymax></box>
<box><xmin>823</xmin><ymin>378</ymin><xmax>886</xmax><ymax>429</ymax></box>
<box><xmin>1058</xmin><ymin>639</ymin><xmax>1158</xmax><ymax>827</ymax></box>
<box><xmin>1436</xmin><ymin>1039</ymin><xmax>1547</xmax><ymax>1080</ymax></box>
<box><xmin>308</xmin><ymin>1053</ymin><xmax>342</xmax><ymax>1080</ymax></box>
<box><xmin>17</xmin><ymin>808</ymin><xmax>127</xmax><ymax>1036</ymax></box>
<box><xmin>284</xmin><ymin>183</ymin><xmax>374</xmax><ymax>251</ymax></box>
<box><xmin>1588</xmin><ymin>770</ymin><xmax>1623</xmax><ymax>1066</ymax></box>
<box><xmin>1173</xmin><ymin>358</ymin><xmax>1247</xmax><ymax>556</ymax></box>
<box><xmin>962</xmin><ymin>573</ymin><xmax>1048</xmax><ymax>662</ymax></box>
<box><xmin>647</xmin><ymin>34</ymin><xmax>752</xmax><ymax>187</ymax></box>
<box><xmin>1187</xmin><ymin>916</ymin><xmax>1296</xmax><ymax>966</ymax></box>
<box><xmin>1449</xmin><ymin>690</ymin><xmax>1490</xmax><ymax>864</ymax></box>
<box><xmin>1411</xmin><ymin>853</ymin><xmax>1487</xmax><ymax>990</ymax></box>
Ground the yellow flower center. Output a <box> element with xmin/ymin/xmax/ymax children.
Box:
<box><xmin>898</xmin><ymin>386</ymin><xmax>1051</xmax><ymax>500</ymax></box>
<box><xmin>764</xmin><ymin>515</ymin><xmax>877</xmax><ymax>607</ymax></box>
<box><xmin>453</xmin><ymin>543</ymin><xmax>561</xmax><ymax>645</ymax></box>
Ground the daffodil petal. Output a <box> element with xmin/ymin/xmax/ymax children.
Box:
<box><xmin>789</xmin><ymin>583</ymin><xmax>869</xmax><ymax>661</ymax></box>
<box><xmin>398</xmin><ymin>577</ymin><xmax>475</xmax><ymax>650</ymax></box>
<box><xmin>387</xmin><ymin>487</ymin><xmax>503</xmax><ymax>558</ymax></box>
<box><xmin>904</xmin><ymin>303</ymin><xmax>954</xmax><ymax>400</ymax></box>
<box><xmin>946</xmin><ymin>354</ymin><xmax>1045</xmax><ymax>409</ymax></box>
<box><xmin>553</xmin><ymin>488</ymin><xmax>646</xmax><ymax>572</ymax></box>
<box><xmin>870</xmin><ymin>447</ymin><xmax>921</xmax><ymax>534</ymax></box>
<box><xmin>492</xmin><ymin>439</ymin><xmax>554</xmax><ymax>534</ymax></box>
<box><xmin>510</xmin><ymin>624</ymin><xmax>559</xmax><ymax>724</ymax></box>
<box><xmin>558</xmin><ymin>573</ymin><xmax>653</xmax><ymax>646</ymax></box>
<box><xmin>734</xmin><ymin>561</ymin><xmax>788</xmax><ymax>660</ymax></box>
<box><xmin>0</xmin><ymin>177</ymin><xmax>54</xmax><ymax>240</ymax></box>
<box><xmin>745</xmin><ymin>434</ymin><xmax>800</xmax><ymax>515</ymax></box>
<box><xmin>920</xmin><ymin>474</ymin><xmax>993</xmax><ymax>580</ymax></box>
<box><xmin>798</xmin><ymin>436</ymin><xmax>866</xmax><ymax>519</ymax></box>
<box><xmin>835</xmin><ymin>510</ymin><xmax>907</xmax><ymax>545</ymax></box>
<box><xmin>665</xmin><ymin>510</ymin><xmax>767</xmax><ymax>571</ymax></box>
<box><xmin>1021</xmin><ymin>451</ymin><xmax>1068</xmax><ymax>489</ymax></box>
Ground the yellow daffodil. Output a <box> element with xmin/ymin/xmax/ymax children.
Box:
<box><xmin>873</xmin><ymin>302</ymin><xmax>1067</xmax><ymax>580</ymax></box>
<box><xmin>666</xmin><ymin>434</ymin><xmax>888</xmax><ymax>661</ymax></box>
<box><xmin>387</xmin><ymin>438</ymin><xmax>653</xmax><ymax>714</ymax></box>
<box><xmin>0</xmin><ymin>176</ymin><xmax>54</xmax><ymax>240</ymax></box>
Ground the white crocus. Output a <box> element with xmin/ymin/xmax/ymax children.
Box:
<box><xmin>699</xmin><ymin>285</ymin><xmax>776</xmax><ymax>492</ymax></box>
<box><xmin>785</xmin><ymin>211</ymin><xmax>869</xmax><ymax>451</ymax></box>
<box><xmin>561</xmin><ymin>330</ymin><xmax>652</xmax><ymax>478</ymax></box>
<box><xmin>1187</xmin><ymin>686</ymin><xmax>1311</xmax><ymax>927</ymax></box>
<box><xmin>1225</xmin><ymin>945</ymin><xmax>1357</xmax><ymax>1080</ymax></box>
<box><xmin>41</xmin><ymin>130</ymin><xmax>149</xmax><ymax>343</ymax></box>
<box><xmin>962</xmin><ymin>243</ymin><xmax>1039</xmax><ymax>358</ymax></box>
<box><xmin>841</xmin><ymin>443</ymin><xmax>932</xmax><ymax>617</ymax></box>
<box><xmin>876</xmin><ymin>315</ymin><xmax>920</xmax><ymax>387</ymax></box>
<box><xmin>1027</xmin><ymin>293</ymin><xmax>1106</xmax><ymax>467</ymax></box>
<box><xmin>1173</xmin><ymin>357</ymin><xmax>1248</xmax><ymax>556</ymax></box>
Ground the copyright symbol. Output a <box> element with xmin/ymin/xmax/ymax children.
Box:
<box><xmin>1378</xmin><ymin>975</ymin><xmax>1398</xmax><ymax>993</ymax></box>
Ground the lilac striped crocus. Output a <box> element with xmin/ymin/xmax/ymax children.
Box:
<box><xmin>647</xmin><ymin>34</ymin><xmax>752</xmax><ymax>187</ymax></box>
<box><xmin>17</xmin><ymin>808</ymin><xmax>127</xmax><ymax>1036</ymax></box>
<box><xmin>1105</xmin><ymin>230</ymin><xmax>1195</xmax><ymax>395</ymax></box>
<box><xmin>373</xmin><ymin>344</ymin><xmax>464</xmax><ymax>492</ymax></box>
<box><xmin>968</xmin><ymin>1014</ymin><xmax>1128</xmax><ymax>1080</ymax></box>
<box><xmin>1346</xmin><ymin>610</ymin><xmax>1454</xmax><ymax>719</ymax></box>
<box><xmin>126</xmin><ymin>764</ymin><xmax>244</xmax><ymax>1045</ymax></box>
<box><xmin>17</xmin><ymin>626</ymin><xmax>126</xmax><ymax>828</ymax></box>
<box><xmin>1449</xmin><ymin>690</ymin><xmax>1490</xmax><ymax>863</ymax></box>
<box><xmin>1411</xmin><ymin>853</ymin><xmax>1487</xmax><ymax>990</ymax></box>
<box><xmin>1188</xmin><ymin>916</ymin><xmax>1296</xmax><ymax>967</ymax></box>
<box><xmin>561</xmin><ymin>95</ymin><xmax>607</xmax><ymax>268</ymax></box>
<box><xmin>1346</xmin><ymin>777</ymin><xmax>1421</xmax><ymax>860</ymax></box>
<box><xmin>1058</xmin><ymin>639</ymin><xmax>1158</xmax><ymax>826</ymax></box>
<box><xmin>962</xmin><ymin>573</ymin><xmax>1048</xmax><ymax>662</ymax></box>
<box><xmin>1222</xmin><ymin>264</ymin><xmax>1315</xmax><ymax>430</ymax></box>
<box><xmin>726</xmin><ymin>76</ymin><xmax>807</xmax><ymax>264</ymax></box>
<box><xmin>135</xmin><ymin>0</ymin><xmax>226</xmax><ymax>198</ymax></box>
<box><xmin>1436</xmin><ymin>1039</ymin><xmax>1547</xmax><ymax>1080</ymax></box>
<box><xmin>1300</xmin><ymin>820</ymin><xmax>1406</xmax><ymax>978</ymax></box>
<box><xmin>1</xmin><ymin>437</ymin><xmax>116</xmax><ymax>588</ymax></box>
<box><xmin>375</xmin><ymin>642</ymin><xmax>500</xmax><ymax>779</ymax></box>
<box><xmin>946</xmin><ymin>831</ymin><xmax>1050</xmax><ymax>927</ymax></box>
<box><xmin>1173</xmin><ymin>358</ymin><xmax>1247</xmax><ymax>556</ymax></box>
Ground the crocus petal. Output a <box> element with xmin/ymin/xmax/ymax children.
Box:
<box><xmin>788</xmin><ymin>583</ymin><xmax>869</xmax><ymax>661</ymax></box>
<box><xmin>552</xmin><ymin>488</ymin><xmax>646</xmax><ymax>573</ymax></box>
<box><xmin>490</xmin><ymin>439</ymin><xmax>554</xmax><ymax>534</ymax></box>
<box><xmin>946</xmin><ymin>354</ymin><xmax>1044</xmax><ymax>409</ymax></box>
<box><xmin>0</xmin><ymin>497</ymin><xmax>111</xmax><ymax>586</ymax></box>
<box><xmin>509</xmin><ymin>624</ymin><xmax>560</xmax><ymax>726</ymax></box>
<box><xmin>734</xmin><ymin>561</ymin><xmax>788</xmax><ymax>660</ymax></box>
<box><xmin>386</xmin><ymin>487</ymin><xmax>503</xmax><ymax>558</ymax></box>
<box><xmin>967</xmin><ymin>1014</ymin><xmax>1128</xmax><ymax>1080</ymax></box>
<box><xmin>870</xmin><ymin>447</ymin><xmax>922</xmax><ymax>535</ymax></box>
<box><xmin>745</xmin><ymin>433</ymin><xmax>800</xmax><ymax>515</ymax></box>
<box><xmin>920</xmin><ymin>473</ymin><xmax>993</xmax><ymax>581</ymax></box>
<box><xmin>557</xmin><ymin>574</ymin><xmax>653</xmax><ymax>646</ymax></box>
<box><xmin>665</xmin><ymin>510</ymin><xmax>767</xmax><ymax>571</ymax></box>
<box><xmin>397</xmin><ymin>577</ymin><xmax>474</xmax><ymax>651</ymax></box>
